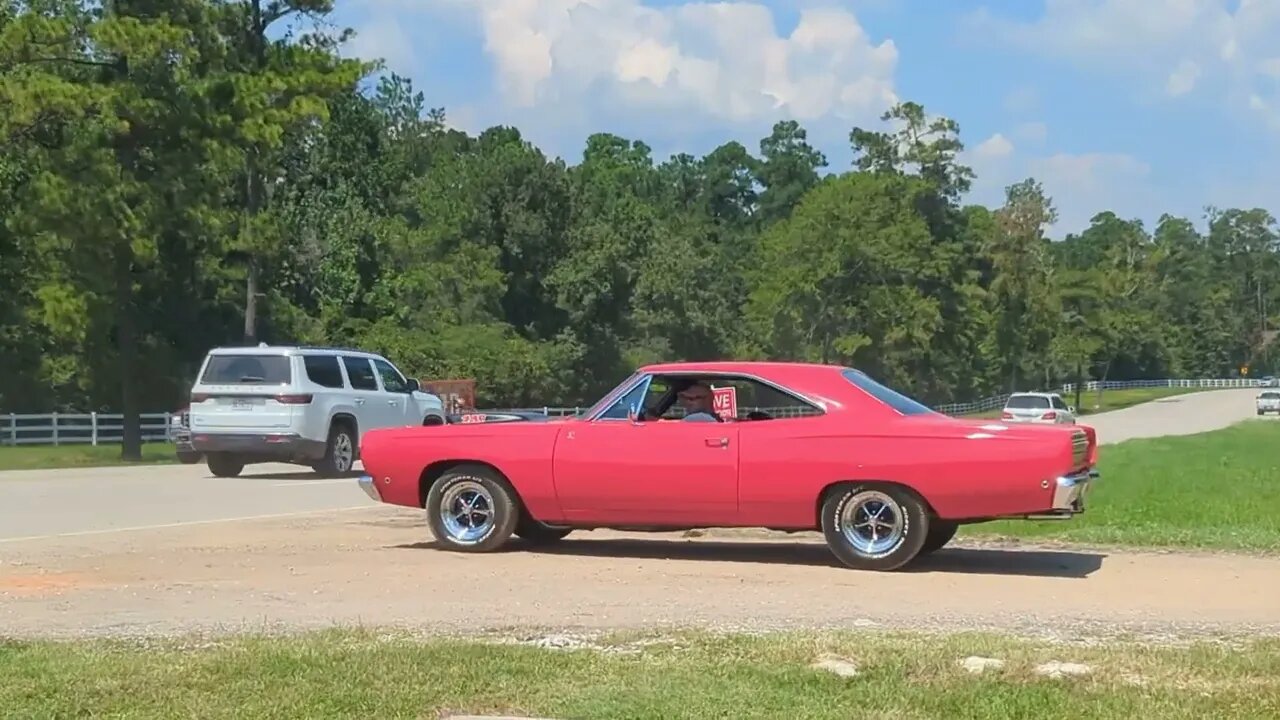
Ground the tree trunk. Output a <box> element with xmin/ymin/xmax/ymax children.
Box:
<box><xmin>1074</xmin><ymin>360</ymin><xmax>1083</xmax><ymax>411</ymax></box>
<box><xmin>243</xmin><ymin>258</ymin><xmax>258</xmax><ymax>345</ymax></box>
<box><xmin>115</xmin><ymin>243</ymin><xmax>141</xmax><ymax>461</ymax></box>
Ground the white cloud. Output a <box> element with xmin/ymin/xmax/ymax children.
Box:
<box><xmin>395</xmin><ymin>2</ymin><xmax>885</xmax><ymax>118</ymax></box>
<box><xmin>968</xmin><ymin>0</ymin><xmax>1280</xmax><ymax>131</ymax></box>
<box><xmin>1166</xmin><ymin>59</ymin><xmax>1201</xmax><ymax>96</ymax></box>
<box><xmin>964</xmin><ymin>131</ymin><xmax>1157</xmax><ymax>238</ymax></box>
<box><xmin>1013</xmin><ymin>121</ymin><xmax>1049</xmax><ymax>144</ymax></box>
<box><xmin>445</xmin><ymin>0</ymin><xmax>900</xmax><ymax>126</ymax></box>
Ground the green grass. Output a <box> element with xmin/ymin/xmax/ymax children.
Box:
<box><xmin>963</xmin><ymin>386</ymin><xmax>1210</xmax><ymax>419</ymax></box>
<box><xmin>963</xmin><ymin>419</ymin><xmax>1280</xmax><ymax>551</ymax></box>
<box><xmin>0</xmin><ymin>443</ymin><xmax>178</xmax><ymax>471</ymax></box>
<box><xmin>2</xmin><ymin>629</ymin><xmax>1277</xmax><ymax>719</ymax></box>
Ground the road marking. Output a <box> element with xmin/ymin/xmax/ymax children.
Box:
<box><xmin>0</xmin><ymin>505</ymin><xmax>380</xmax><ymax>544</ymax></box>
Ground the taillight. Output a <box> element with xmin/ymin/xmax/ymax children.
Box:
<box><xmin>1040</xmin><ymin>411</ymin><xmax>1057</xmax><ymax>420</ymax></box>
<box><xmin>275</xmin><ymin>394</ymin><xmax>313</xmax><ymax>404</ymax></box>
<box><xmin>1001</xmin><ymin>411</ymin><xmax>1014</xmax><ymax>420</ymax></box>
<box><xmin>190</xmin><ymin>393</ymin><xmax>210</xmax><ymax>403</ymax></box>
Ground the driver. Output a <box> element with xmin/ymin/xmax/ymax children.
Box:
<box><xmin>677</xmin><ymin>381</ymin><xmax>720</xmax><ymax>422</ymax></box>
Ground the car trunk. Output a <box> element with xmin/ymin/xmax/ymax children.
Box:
<box><xmin>190</xmin><ymin>355</ymin><xmax>299</xmax><ymax>431</ymax></box>
<box><xmin>1002</xmin><ymin>396</ymin><xmax>1054</xmax><ymax>422</ymax></box>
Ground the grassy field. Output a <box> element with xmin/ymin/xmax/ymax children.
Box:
<box><xmin>963</xmin><ymin>419</ymin><xmax>1280</xmax><ymax>551</ymax></box>
<box><xmin>962</xmin><ymin>386</ymin><xmax>1212</xmax><ymax>419</ymax></box>
<box><xmin>0</xmin><ymin>443</ymin><xmax>178</xmax><ymax>472</ymax></box>
<box><xmin>2</xmin><ymin>629</ymin><xmax>1277</xmax><ymax>719</ymax></box>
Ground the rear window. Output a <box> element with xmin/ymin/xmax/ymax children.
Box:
<box><xmin>1005</xmin><ymin>395</ymin><xmax>1051</xmax><ymax>409</ymax></box>
<box><xmin>1262</xmin><ymin>392</ymin><xmax>1280</xmax><ymax>399</ymax></box>
<box><xmin>200</xmin><ymin>354</ymin><xmax>292</xmax><ymax>385</ymax></box>
<box><xmin>841</xmin><ymin>369</ymin><xmax>935</xmax><ymax>415</ymax></box>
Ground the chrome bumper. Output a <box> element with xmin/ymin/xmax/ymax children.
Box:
<box><xmin>357</xmin><ymin>474</ymin><xmax>382</xmax><ymax>502</ymax></box>
<box><xmin>1027</xmin><ymin>469</ymin><xmax>1098</xmax><ymax>520</ymax></box>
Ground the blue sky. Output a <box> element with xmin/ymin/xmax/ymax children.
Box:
<box><xmin>331</xmin><ymin>0</ymin><xmax>1280</xmax><ymax>237</ymax></box>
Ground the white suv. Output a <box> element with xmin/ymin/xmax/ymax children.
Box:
<box><xmin>188</xmin><ymin>345</ymin><xmax>446</xmax><ymax>478</ymax></box>
<box><xmin>1000</xmin><ymin>391</ymin><xmax>1077</xmax><ymax>424</ymax></box>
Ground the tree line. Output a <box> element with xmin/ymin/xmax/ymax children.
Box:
<box><xmin>2</xmin><ymin>1</ymin><xmax>1278</xmax><ymax>458</ymax></box>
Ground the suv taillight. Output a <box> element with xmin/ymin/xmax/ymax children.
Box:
<box><xmin>274</xmin><ymin>394</ymin><xmax>313</xmax><ymax>404</ymax></box>
<box><xmin>1000</xmin><ymin>410</ymin><xmax>1014</xmax><ymax>420</ymax></box>
<box><xmin>1040</xmin><ymin>411</ymin><xmax>1057</xmax><ymax>420</ymax></box>
<box><xmin>190</xmin><ymin>393</ymin><xmax>210</xmax><ymax>403</ymax></box>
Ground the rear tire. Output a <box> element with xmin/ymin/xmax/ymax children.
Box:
<box><xmin>821</xmin><ymin>483</ymin><xmax>929</xmax><ymax>571</ymax></box>
<box><xmin>312</xmin><ymin>423</ymin><xmax>356</xmax><ymax>478</ymax></box>
<box><xmin>206</xmin><ymin>453</ymin><xmax>244</xmax><ymax>478</ymax></box>
<box><xmin>425</xmin><ymin>464</ymin><xmax>519</xmax><ymax>552</ymax></box>
<box><xmin>918</xmin><ymin>520</ymin><xmax>959</xmax><ymax>556</ymax></box>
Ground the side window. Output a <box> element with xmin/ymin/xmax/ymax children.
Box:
<box><xmin>373</xmin><ymin>358</ymin><xmax>409</xmax><ymax>393</ymax></box>
<box><xmin>303</xmin><ymin>355</ymin><xmax>345</xmax><ymax>389</ymax></box>
<box><xmin>707</xmin><ymin>377</ymin><xmax>824</xmax><ymax>421</ymax></box>
<box><xmin>1052</xmin><ymin>396</ymin><xmax>1069</xmax><ymax>410</ymax></box>
<box><xmin>342</xmin><ymin>356</ymin><xmax>378</xmax><ymax>391</ymax></box>
<box><xmin>599</xmin><ymin>377</ymin><xmax>657</xmax><ymax>420</ymax></box>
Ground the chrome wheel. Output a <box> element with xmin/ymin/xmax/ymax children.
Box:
<box><xmin>333</xmin><ymin>431</ymin><xmax>354</xmax><ymax>471</ymax></box>
<box><xmin>839</xmin><ymin>490</ymin><xmax>906</xmax><ymax>556</ymax></box>
<box><xmin>439</xmin><ymin>480</ymin><xmax>496</xmax><ymax>544</ymax></box>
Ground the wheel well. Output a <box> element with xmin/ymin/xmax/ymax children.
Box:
<box><xmin>418</xmin><ymin>459</ymin><xmax>528</xmax><ymax>516</ymax></box>
<box><xmin>815</xmin><ymin>480</ymin><xmax>938</xmax><ymax>527</ymax></box>
<box><xmin>422</xmin><ymin>414</ymin><xmax>445</xmax><ymax>426</ymax></box>
<box><xmin>330</xmin><ymin>413</ymin><xmax>358</xmax><ymax>437</ymax></box>
<box><xmin>330</xmin><ymin>413</ymin><xmax>358</xmax><ymax>457</ymax></box>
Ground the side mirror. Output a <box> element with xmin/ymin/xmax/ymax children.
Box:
<box><xmin>406</xmin><ymin>378</ymin><xmax>420</xmax><ymax>393</ymax></box>
<box><xmin>1068</xmin><ymin>406</ymin><xmax>1075</xmax><ymax>413</ymax></box>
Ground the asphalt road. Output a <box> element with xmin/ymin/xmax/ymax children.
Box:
<box><xmin>0</xmin><ymin>462</ymin><xmax>368</xmax><ymax>543</ymax></box>
<box><xmin>0</xmin><ymin>387</ymin><xmax>1267</xmax><ymax>542</ymax></box>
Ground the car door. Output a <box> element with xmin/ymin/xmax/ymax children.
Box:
<box><xmin>371</xmin><ymin>357</ymin><xmax>417</xmax><ymax>426</ymax></box>
<box><xmin>1050</xmin><ymin>395</ymin><xmax>1075</xmax><ymax>423</ymax></box>
<box><xmin>340</xmin><ymin>356</ymin><xmax>395</xmax><ymax>434</ymax></box>
<box><xmin>552</xmin><ymin>418</ymin><xmax>740</xmax><ymax>525</ymax></box>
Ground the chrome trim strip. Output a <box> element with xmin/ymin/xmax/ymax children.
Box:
<box><xmin>357</xmin><ymin>474</ymin><xmax>381</xmax><ymax>502</ymax></box>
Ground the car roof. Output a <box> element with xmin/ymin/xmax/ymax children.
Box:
<box><xmin>205</xmin><ymin>344</ymin><xmax>382</xmax><ymax>358</ymax></box>
<box><xmin>1007</xmin><ymin>391</ymin><xmax>1058</xmax><ymax>398</ymax></box>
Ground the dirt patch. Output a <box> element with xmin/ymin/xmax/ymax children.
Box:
<box><xmin>2</xmin><ymin>506</ymin><xmax>1279</xmax><ymax>641</ymax></box>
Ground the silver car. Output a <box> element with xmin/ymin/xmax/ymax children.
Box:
<box><xmin>1258</xmin><ymin>391</ymin><xmax>1280</xmax><ymax>415</ymax></box>
<box><xmin>1001</xmin><ymin>392</ymin><xmax>1078</xmax><ymax>424</ymax></box>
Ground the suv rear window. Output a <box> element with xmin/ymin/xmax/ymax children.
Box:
<box><xmin>841</xmin><ymin>369</ymin><xmax>934</xmax><ymax>415</ymax></box>
<box><xmin>1261</xmin><ymin>392</ymin><xmax>1280</xmax><ymax>399</ymax></box>
<box><xmin>200</xmin><ymin>354</ymin><xmax>292</xmax><ymax>385</ymax></box>
<box><xmin>1006</xmin><ymin>395</ymin><xmax>1051</xmax><ymax>409</ymax></box>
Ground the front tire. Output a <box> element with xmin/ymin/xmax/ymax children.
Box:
<box><xmin>426</xmin><ymin>464</ymin><xmax>519</xmax><ymax>552</ymax></box>
<box><xmin>821</xmin><ymin>484</ymin><xmax>929</xmax><ymax>571</ymax></box>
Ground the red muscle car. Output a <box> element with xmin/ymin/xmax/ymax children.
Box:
<box><xmin>357</xmin><ymin>361</ymin><xmax>1099</xmax><ymax>571</ymax></box>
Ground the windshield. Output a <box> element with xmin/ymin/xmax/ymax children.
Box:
<box><xmin>200</xmin><ymin>354</ymin><xmax>292</xmax><ymax>385</ymax></box>
<box><xmin>1005</xmin><ymin>395</ymin><xmax>1051</xmax><ymax>409</ymax></box>
<box><xmin>841</xmin><ymin>369</ymin><xmax>935</xmax><ymax>415</ymax></box>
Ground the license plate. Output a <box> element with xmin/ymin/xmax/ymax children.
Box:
<box><xmin>232</xmin><ymin>399</ymin><xmax>253</xmax><ymax>410</ymax></box>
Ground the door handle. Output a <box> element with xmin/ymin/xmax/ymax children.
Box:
<box><xmin>705</xmin><ymin>437</ymin><xmax>729</xmax><ymax>448</ymax></box>
<box><xmin>354</xmin><ymin>398</ymin><xmax>365</xmax><ymax>405</ymax></box>
<box><xmin>387</xmin><ymin>399</ymin><xmax>398</xmax><ymax>406</ymax></box>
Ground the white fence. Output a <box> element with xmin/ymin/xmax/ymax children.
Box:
<box><xmin>0</xmin><ymin>377</ymin><xmax>1268</xmax><ymax>447</ymax></box>
<box><xmin>0</xmin><ymin>413</ymin><xmax>177</xmax><ymax>447</ymax></box>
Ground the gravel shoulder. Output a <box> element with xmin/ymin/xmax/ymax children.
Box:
<box><xmin>3</xmin><ymin>505</ymin><xmax>1278</xmax><ymax>641</ymax></box>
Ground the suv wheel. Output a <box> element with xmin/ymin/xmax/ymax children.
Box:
<box><xmin>207</xmin><ymin>453</ymin><xmax>244</xmax><ymax>478</ymax></box>
<box><xmin>312</xmin><ymin>423</ymin><xmax>356</xmax><ymax>478</ymax></box>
